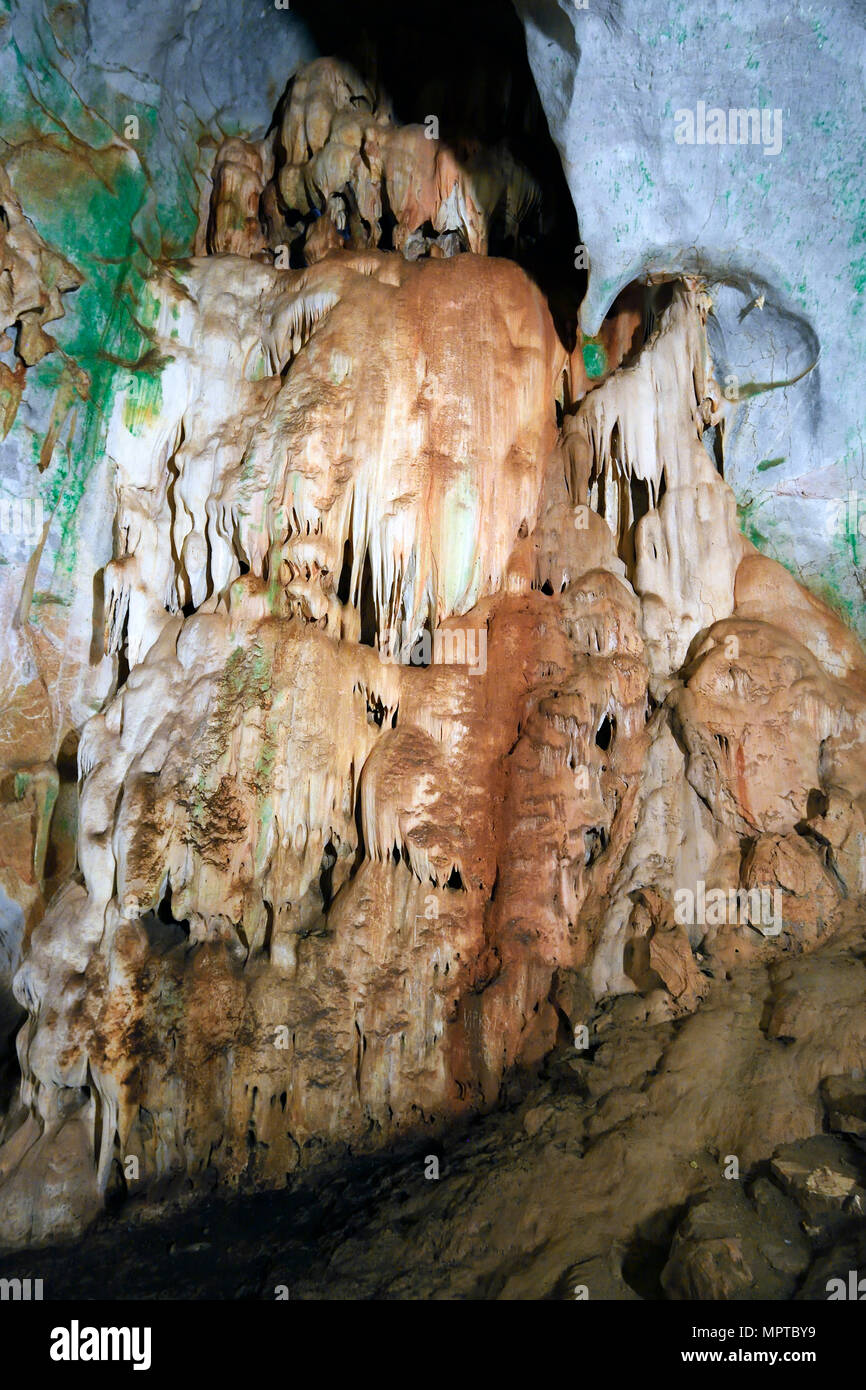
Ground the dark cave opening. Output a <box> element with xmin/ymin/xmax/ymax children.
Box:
<box><xmin>274</xmin><ymin>0</ymin><xmax>584</xmax><ymax>347</ymax></box>
<box><xmin>358</xmin><ymin>550</ymin><xmax>377</xmax><ymax>648</ymax></box>
<box><xmin>621</xmin><ymin>1204</ymin><xmax>689</xmax><ymax>1300</ymax></box>
<box><xmin>154</xmin><ymin>883</ymin><xmax>190</xmax><ymax>946</ymax></box>
<box><xmin>318</xmin><ymin>839</ymin><xmax>338</xmax><ymax>910</ymax></box>
<box><xmin>0</xmin><ymin>1013</ymin><xmax>23</xmax><ymax>1131</ymax></box>
<box><xmin>365</xmin><ymin>692</ymin><xmax>387</xmax><ymax>727</ymax></box>
<box><xmin>595</xmin><ymin>713</ymin><xmax>615</xmax><ymax>751</ymax></box>
<box><xmin>336</xmin><ymin>535</ymin><xmax>353</xmax><ymax>605</ymax></box>
<box><xmin>43</xmin><ymin>728</ymin><xmax>79</xmax><ymax>894</ymax></box>
<box><xmin>115</xmin><ymin>625</ymin><xmax>130</xmax><ymax>692</ymax></box>
<box><xmin>806</xmin><ymin>788</ymin><xmax>829</xmax><ymax>819</ymax></box>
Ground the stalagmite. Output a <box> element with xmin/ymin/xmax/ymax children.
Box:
<box><xmin>0</xmin><ymin>45</ymin><xmax>864</xmax><ymax>1290</ymax></box>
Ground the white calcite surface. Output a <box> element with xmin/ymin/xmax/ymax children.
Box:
<box><xmin>516</xmin><ymin>0</ymin><xmax>866</xmax><ymax>637</ymax></box>
<box><xmin>0</xmin><ymin>31</ymin><xmax>863</xmax><ymax>1260</ymax></box>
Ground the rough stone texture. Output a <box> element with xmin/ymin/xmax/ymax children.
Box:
<box><xmin>0</xmin><ymin>11</ymin><xmax>863</xmax><ymax>1294</ymax></box>
<box><xmin>516</xmin><ymin>0</ymin><xmax>866</xmax><ymax>637</ymax></box>
<box><xmin>0</xmin><ymin>0</ymin><xmax>314</xmax><ymax>1071</ymax></box>
<box><xmin>2</xmin><ymin>905</ymin><xmax>864</xmax><ymax>1298</ymax></box>
<box><xmin>660</xmin><ymin>1181</ymin><xmax>811</xmax><ymax>1301</ymax></box>
<box><xmin>2</xmin><ymin>195</ymin><xmax>864</xmax><ymax>1247</ymax></box>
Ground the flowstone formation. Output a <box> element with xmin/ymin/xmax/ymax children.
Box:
<box><xmin>516</xmin><ymin>0</ymin><xmax>866</xmax><ymax>635</ymax></box>
<box><xmin>0</xmin><ymin>35</ymin><xmax>864</xmax><ymax>1298</ymax></box>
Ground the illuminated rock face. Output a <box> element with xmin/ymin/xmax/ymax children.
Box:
<box><xmin>209</xmin><ymin>56</ymin><xmax>543</xmax><ymax>265</ymax></box>
<box><xmin>103</xmin><ymin>250</ymin><xmax>562</xmax><ymax>673</ymax></box>
<box><xmin>0</xmin><ymin>49</ymin><xmax>864</xmax><ymax>1254</ymax></box>
<box><xmin>0</xmin><ymin>162</ymin><xmax>88</xmax><ymax>1046</ymax></box>
<box><xmin>515</xmin><ymin>0</ymin><xmax>866</xmax><ymax>639</ymax></box>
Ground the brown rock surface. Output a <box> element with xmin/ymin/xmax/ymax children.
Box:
<box><xmin>0</xmin><ymin>59</ymin><xmax>864</xmax><ymax>1280</ymax></box>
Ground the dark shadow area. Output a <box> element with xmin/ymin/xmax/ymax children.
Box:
<box><xmin>0</xmin><ymin>1069</ymin><xmax>541</xmax><ymax>1300</ymax></box>
<box><xmin>621</xmin><ymin>1203</ymin><xmax>690</xmax><ymax>1300</ymax></box>
<box><xmin>281</xmin><ymin>0</ymin><xmax>584</xmax><ymax>345</ymax></box>
<box><xmin>0</xmin><ymin>1012</ymin><xmax>24</xmax><ymax>1128</ymax></box>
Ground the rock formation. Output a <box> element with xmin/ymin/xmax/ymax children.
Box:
<box><xmin>0</xmin><ymin>12</ymin><xmax>864</xmax><ymax>1303</ymax></box>
<box><xmin>516</xmin><ymin>0</ymin><xmax>866</xmax><ymax>637</ymax></box>
<box><xmin>204</xmin><ymin>55</ymin><xmax>543</xmax><ymax>266</ymax></box>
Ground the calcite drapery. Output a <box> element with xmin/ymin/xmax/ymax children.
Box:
<box><xmin>0</xmin><ymin>54</ymin><xmax>864</xmax><ymax>1254</ymax></box>
<box><xmin>202</xmin><ymin>55</ymin><xmax>543</xmax><ymax>267</ymax></box>
<box><xmin>0</xmin><ymin>163</ymin><xmax>89</xmax><ymax>1054</ymax></box>
<box><xmin>103</xmin><ymin>249</ymin><xmax>562</xmax><ymax>675</ymax></box>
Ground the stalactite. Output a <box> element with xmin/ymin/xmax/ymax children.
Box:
<box><xmin>0</xmin><ymin>50</ymin><xmax>864</xmax><ymax>1270</ymax></box>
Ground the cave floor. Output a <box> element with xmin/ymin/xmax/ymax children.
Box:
<box><xmin>2</xmin><ymin>909</ymin><xmax>866</xmax><ymax>1300</ymax></box>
